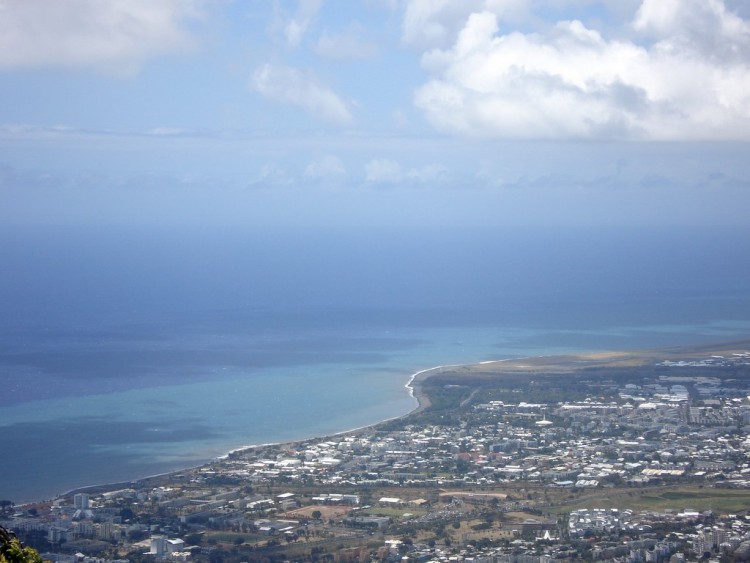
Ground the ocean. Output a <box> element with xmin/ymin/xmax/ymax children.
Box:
<box><xmin>1</xmin><ymin>225</ymin><xmax>749</xmax><ymax>503</ymax></box>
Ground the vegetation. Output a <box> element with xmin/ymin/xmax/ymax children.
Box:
<box><xmin>554</xmin><ymin>486</ymin><xmax>750</xmax><ymax>514</ymax></box>
<box><xmin>0</xmin><ymin>527</ymin><xmax>43</xmax><ymax>563</ymax></box>
<box><xmin>5</xmin><ymin>343</ymin><xmax>750</xmax><ymax>562</ymax></box>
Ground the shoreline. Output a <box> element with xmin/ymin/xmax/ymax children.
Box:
<box><xmin>43</xmin><ymin>352</ymin><xmax>635</xmax><ymax>501</ymax></box>
<box><xmin>37</xmin><ymin>337</ymin><xmax>750</xmax><ymax>504</ymax></box>
<box><xmin>56</xmin><ymin>361</ymin><xmax>466</xmax><ymax>502</ymax></box>
<box><xmin>54</xmin><ymin>352</ymin><xmax>615</xmax><ymax>501</ymax></box>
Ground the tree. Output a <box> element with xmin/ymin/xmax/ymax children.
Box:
<box><xmin>119</xmin><ymin>507</ymin><xmax>135</xmax><ymax>521</ymax></box>
<box><xmin>311</xmin><ymin>510</ymin><xmax>322</xmax><ymax>520</ymax></box>
<box><xmin>127</xmin><ymin>529</ymin><xmax>148</xmax><ymax>542</ymax></box>
<box><xmin>0</xmin><ymin>526</ymin><xmax>43</xmax><ymax>563</ymax></box>
<box><xmin>184</xmin><ymin>533</ymin><xmax>203</xmax><ymax>545</ymax></box>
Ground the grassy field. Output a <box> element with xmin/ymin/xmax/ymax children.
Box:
<box><xmin>358</xmin><ymin>506</ymin><xmax>427</xmax><ymax>518</ymax></box>
<box><xmin>552</xmin><ymin>486</ymin><xmax>750</xmax><ymax>514</ymax></box>
<box><xmin>283</xmin><ymin>505</ymin><xmax>353</xmax><ymax>519</ymax></box>
<box><xmin>204</xmin><ymin>530</ymin><xmax>263</xmax><ymax>545</ymax></box>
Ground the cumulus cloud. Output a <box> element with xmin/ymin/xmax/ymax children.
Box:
<box><xmin>408</xmin><ymin>0</ymin><xmax>750</xmax><ymax>140</ymax></box>
<box><xmin>402</xmin><ymin>0</ymin><xmax>485</xmax><ymax>50</ymax></box>
<box><xmin>305</xmin><ymin>155</ymin><xmax>346</xmax><ymax>180</ymax></box>
<box><xmin>402</xmin><ymin>0</ymin><xmax>541</xmax><ymax>50</ymax></box>
<box><xmin>365</xmin><ymin>158</ymin><xmax>403</xmax><ymax>184</ymax></box>
<box><xmin>407</xmin><ymin>164</ymin><xmax>449</xmax><ymax>184</ymax></box>
<box><xmin>364</xmin><ymin>158</ymin><xmax>450</xmax><ymax>186</ymax></box>
<box><xmin>284</xmin><ymin>0</ymin><xmax>322</xmax><ymax>47</ymax></box>
<box><xmin>250</xmin><ymin>64</ymin><xmax>352</xmax><ymax>125</ymax></box>
<box><xmin>634</xmin><ymin>0</ymin><xmax>750</xmax><ymax>61</ymax></box>
<box><xmin>314</xmin><ymin>24</ymin><xmax>379</xmax><ymax>60</ymax></box>
<box><xmin>0</xmin><ymin>0</ymin><xmax>203</xmax><ymax>74</ymax></box>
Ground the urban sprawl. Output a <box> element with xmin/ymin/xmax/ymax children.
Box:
<box><xmin>5</xmin><ymin>346</ymin><xmax>750</xmax><ymax>562</ymax></box>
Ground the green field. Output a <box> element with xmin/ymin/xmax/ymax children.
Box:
<box><xmin>359</xmin><ymin>506</ymin><xmax>427</xmax><ymax>518</ymax></box>
<box><xmin>554</xmin><ymin>486</ymin><xmax>750</xmax><ymax>514</ymax></box>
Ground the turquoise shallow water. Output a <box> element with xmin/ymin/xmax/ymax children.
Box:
<box><xmin>2</xmin><ymin>314</ymin><xmax>750</xmax><ymax>503</ymax></box>
<box><xmin>2</xmin><ymin>225</ymin><xmax>750</xmax><ymax>503</ymax></box>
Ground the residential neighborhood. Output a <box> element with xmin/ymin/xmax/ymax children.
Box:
<box><xmin>4</xmin><ymin>349</ymin><xmax>750</xmax><ymax>562</ymax></box>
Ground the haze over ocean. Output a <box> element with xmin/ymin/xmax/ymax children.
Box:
<box><xmin>2</xmin><ymin>1</ymin><xmax>750</xmax><ymax>506</ymax></box>
<box><xmin>1</xmin><ymin>225</ymin><xmax>749</xmax><ymax>503</ymax></box>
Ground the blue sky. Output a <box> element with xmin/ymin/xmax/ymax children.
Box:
<box><xmin>1</xmin><ymin>0</ymin><xmax>750</xmax><ymax>229</ymax></box>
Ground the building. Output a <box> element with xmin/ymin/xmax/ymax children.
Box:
<box><xmin>74</xmin><ymin>493</ymin><xmax>90</xmax><ymax>510</ymax></box>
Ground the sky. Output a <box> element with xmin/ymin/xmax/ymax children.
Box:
<box><xmin>1</xmin><ymin>0</ymin><xmax>750</xmax><ymax>230</ymax></box>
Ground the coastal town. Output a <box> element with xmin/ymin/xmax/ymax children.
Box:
<box><xmin>5</xmin><ymin>343</ymin><xmax>750</xmax><ymax>562</ymax></box>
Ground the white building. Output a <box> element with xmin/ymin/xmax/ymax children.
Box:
<box><xmin>166</xmin><ymin>539</ymin><xmax>185</xmax><ymax>554</ymax></box>
<box><xmin>150</xmin><ymin>535</ymin><xmax>167</xmax><ymax>557</ymax></box>
<box><xmin>73</xmin><ymin>493</ymin><xmax>90</xmax><ymax>510</ymax></box>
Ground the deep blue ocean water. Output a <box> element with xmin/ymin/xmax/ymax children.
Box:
<box><xmin>1</xmin><ymin>225</ymin><xmax>749</xmax><ymax>503</ymax></box>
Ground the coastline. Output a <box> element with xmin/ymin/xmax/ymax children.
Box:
<box><xmin>41</xmin><ymin>337</ymin><xmax>750</xmax><ymax>504</ymax></box>
<box><xmin>404</xmin><ymin>363</ymin><xmax>459</xmax><ymax>414</ymax></box>
<box><xmin>58</xmin><ymin>362</ymin><xmax>459</xmax><ymax>502</ymax></box>
<box><xmin>53</xmin><ymin>345</ymin><xmax>676</xmax><ymax>500</ymax></box>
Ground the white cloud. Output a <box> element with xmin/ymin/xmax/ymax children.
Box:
<box><xmin>364</xmin><ymin>158</ymin><xmax>450</xmax><ymax>185</ymax></box>
<box><xmin>305</xmin><ymin>155</ymin><xmax>346</xmax><ymax>180</ymax></box>
<box><xmin>144</xmin><ymin>127</ymin><xmax>190</xmax><ymax>137</ymax></box>
<box><xmin>634</xmin><ymin>0</ymin><xmax>750</xmax><ymax>61</ymax></box>
<box><xmin>314</xmin><ymin>24</ymin><xmax>379</xmax><ymax>60</ymax></box>
<box><xmin>365</xmin><ymin>158</ymin><xmax>403</xmax><ymax>184</ymax></box>
<box><xmin>284</xmin><ymin>0</ymin><xmax>322</xmax><ymax>47</ymax></box>
<box><xmin>250</xmin><ymin>63</ymin><xmax>352</xmax><ymax>125</ymax></box>
<box><xmin>407</xmin><ymin>164</ymin><xmax>449</xmax><ymax>184</ymax></box>
<box><xmin>402</xmin><ymin>0</ymin><xmax>537</xmax><ymax>50</ymax></box>
<box><xmin>409</xmin><ymin>0</ymin><xmax>750</xmax><ymax>140</ymax></box>
<box><xmin>402</xmin><ymin>0</ymin><xmax>484</xmax><ymax>50</ymax></box>
<box><xmin>0</xmin><ymin>0</ymin><xmax>203</xmax><ymax>74</ymax></box>
<box><xmin>250</xmin><ymin>164</ymin><xmax>293</xmax><ymax>188</ymax></box>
